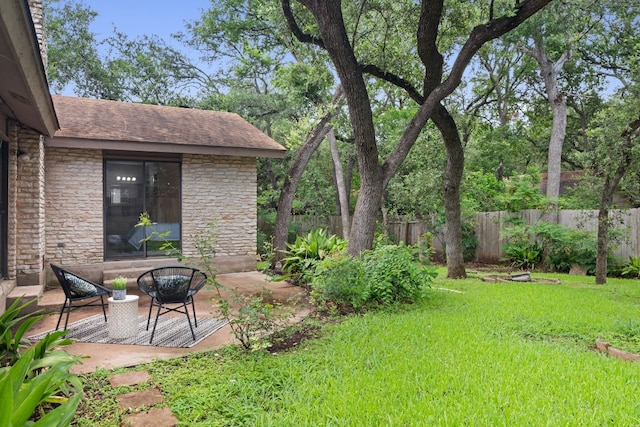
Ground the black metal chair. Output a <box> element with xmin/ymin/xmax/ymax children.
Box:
<box><xmin>50</xmin><ymin>264</ymin><xmax>112</xmax><ymax>330</ymax></box>
<box><xmin>136</xmin><ymin>266</ymin><xmax>207</xmax><ymax>343</ymax></box>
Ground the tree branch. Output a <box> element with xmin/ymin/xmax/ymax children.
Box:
<box><xmin>360</xmin><ymin>64</ymin><xmax>424</xmax><ymax>104</ymax></box>
<box><xmin>281</xmin><ymin>0</ymin><xmax>325</xmax><ymax>48</ymax></box>
<box><xmin>383</xmin><ymin>0</ymin><xmax>554</xmax><ymax>181</ymax></box>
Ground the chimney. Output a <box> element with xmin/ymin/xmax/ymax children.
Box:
<box><xmin>28</xmin><ymin>0</ymin><xmax>48</xmax><ymax>71</ymax></box>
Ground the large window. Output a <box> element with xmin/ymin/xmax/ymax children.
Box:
<box><xmin>104</xmin><ymin>158</ymin><xmax>181</xmax><ymax>259</ymax></box>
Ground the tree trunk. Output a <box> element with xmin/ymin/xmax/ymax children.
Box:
<box><xmin>433</xmin><ymin>105</ymin><xmax>467</xmax><ymax>278</ymax></box>
<box><xmin>595</xmin><ymin>205</ymin><xmax>610</xmax><ymax>285</ymax></box>
<box><xmin>328</xmin><ymin>128</ymin><xmax>351</xmax><ymax>239</ymax></box>
<box><xmin>529</xmin><ymin>37</ymin><xmax>570</xmax><ymax>207</ymax></box>
<box><xmin>595</xmin><ymin>123</ymin><xmax>637</xmax><ymax>283</ymax></box>
<box><xmin>271</xmin><ymin>87</ymin><xmax>344</xmax><ymax>267</ymax></box>
<box><xmin>348</xmin><ymin>172</ymin><xmax>384</xmax><ymax>256</ymax></box>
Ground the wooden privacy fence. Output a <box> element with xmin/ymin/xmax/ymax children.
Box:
<box><xmin>473</xmin><ymin>209</ymin><xmax>640</xmax><ymax>263</ymax></box>
<box><xmin>283</xmin><ymin>208</ymin><xmax>640</xmax><ymax>263</ymax></box>
<box><xmin>285</xmin><ymin>215</ymin><xmax>437</xmax><ymax>246</ymax></box>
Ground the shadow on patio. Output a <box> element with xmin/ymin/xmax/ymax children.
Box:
<box><xmin>27</xmin><ymin>271</ymin><xmax>309</xmax><ymax>374</ymax></box>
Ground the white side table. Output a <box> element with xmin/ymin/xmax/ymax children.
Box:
<box><xmin>108</xmin><ymin>295</ymin><xmax>139</xmax><ymax>339</ymax></box>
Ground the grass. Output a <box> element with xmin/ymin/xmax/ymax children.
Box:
<box><xmin>75</xmin><ymin>268</ymin><xmax>640</xmax><ymax>426</ymax></box>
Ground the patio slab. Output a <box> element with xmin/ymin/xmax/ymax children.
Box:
<box><xmin>28</xmin><ymin>271</ymin><xmax>308</xmax><ymax>374</ymax></box>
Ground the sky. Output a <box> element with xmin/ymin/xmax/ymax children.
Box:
<box><xmin>81</xmin><ymin>0</ymin><xmax>211</xmax><ymax>43</ymax></box>
<box><xmin>56</xmin><ymin>0</ymin><xmax>213</xmax><ymax>96</ymax></box>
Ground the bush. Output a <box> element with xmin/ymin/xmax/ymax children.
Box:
<box><xmin>502</xmin><ymin>220</ymin><xmax>619</xmax><ymax>274</ymax></box>
<box><xmin>364</xmin><ymin>243</ymin><xmax>436</xmax><ymax>305</ymax></box>
<box><xmin>311</xmin><ymin>243</ymin><xmax>437</xmax><ymax>310</ymax></box>
<box><xmin>311</xmin><ymin>253</ymin><xmax>368</xmax><ymax>310</ymax></box>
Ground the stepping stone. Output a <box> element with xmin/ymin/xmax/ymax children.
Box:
<box><xmin>121</xmin><ymin>407</ymin><xmax>178</xmax><ymax>427</ymax></box>
<box><xmin>109</xmin><ymin>371</ymin><xmax>152</xmax><ymax>387</ymax></box>
<box><xmin>117</xmin><ymin>388</ymin><xmax>164</xmax><ymax>411</ymax></box>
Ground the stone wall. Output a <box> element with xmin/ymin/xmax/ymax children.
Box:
<box><xmin>14</xmin><ymin>125</ymin><xmax>46</xmax><ymax>285</ymax></box>
<box><xmin>45</xmin><ymin>148</ymin><xmax>104</xmax><ymax>266</ymax></box>
<box><xmin>44</xmin><ymin>150</ymin><xmax>257</xmax><ymax>274</ymax></box>
<box><xmin>182</xmin><ymin>155</ymin><xmax>257</xmax><ymax>272</ymax></box>
<box><xmin>28</xmin><ymin>0</ymin><xmax>47</xmax><ymax>71</ymax></box>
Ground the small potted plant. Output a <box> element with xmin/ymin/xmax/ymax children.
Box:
<box><xmin>111</xmin><ymin>276</ymin><xmax>128</xmax><ymax>300</ymax></box>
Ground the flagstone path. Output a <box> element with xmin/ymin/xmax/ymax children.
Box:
<box><xmin>109</xmin><ymin>371</ymin><xmax>178</xmax><ymax>427</ymax></box>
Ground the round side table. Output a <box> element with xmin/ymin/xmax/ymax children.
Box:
<box><xmin>108</xmin><ymin>295</ymin><xmax>139</xmax><ymax>339</ymax></box>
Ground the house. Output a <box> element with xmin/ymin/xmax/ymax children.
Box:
<box><xmin>0</xmin><ymin>0</ymin><xmax>285</xmax><ymax>313</ymax></box>
<box><xmin>45</xmin><ymin>96</ymin><xmax>285</xmax><ymax>276</ymax></box>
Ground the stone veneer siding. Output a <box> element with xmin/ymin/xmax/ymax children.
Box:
<box><xmin>182</xmin><ymin>154</ymin><xmax>257</xmax><ymax>271</ymax></box>
<box><xmin>43</xmin><ymin>151</ymin><xmax>256</xmax><ymax>273</ymax></box>
<box><xmin>13</xmin><ymin>124</ymin><xmax>46</xmax><ymax>286</ymax></box>
<box><xmin>45</xmin><ymin>148</ymin><xmax>104</xmax><ymax>266</ymax></box>
<box><xmin>28</xmin><ymin>0</ymin><xmax>47</xmax><ymax>71</ymax></box>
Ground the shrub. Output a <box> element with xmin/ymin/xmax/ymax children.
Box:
<box><xmin>503</xmin><ymin>241</ymin><xmax>543</xmax><ymax>270</ymax></box>
<box><xmin>461</xmin><ymin>221</ymin><xmax>479</xmax><ymax>262</ymax></box>
<box><xmin>311</xmin><ymin>253</ymin><xmax>368</xmax><ymax>310</ymax></box>
<box><xmin>363</xmin><ymin>243</ymin><xmax>436</xmax><ymax>305</ymax></box>
<box><xmin>502</xmin><ymin>220</ymin><xmax>619</xmax><ymax>274</ymax></box>
<box><xmin>311</xmin><ymin>243</ymin><xmax>437</xmax><ymax>310</ymax></box>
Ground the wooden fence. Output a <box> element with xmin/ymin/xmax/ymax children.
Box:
<box><xmin>282</xmin><ymin>208</ymin><xmax>640</xmax><ymax>263</ymax></box>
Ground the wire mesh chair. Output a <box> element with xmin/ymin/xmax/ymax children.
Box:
<box><xmin>50</xmin><ymin>264</ymin><xmax>112</xmax><ymax>330</ymax></box>
<box><xmin>136</xmin><ymin>266</ymin><xmax>207</xmax><ymax>343</ymax></box>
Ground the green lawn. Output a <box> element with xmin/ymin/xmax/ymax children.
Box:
<box><xmin>78</xmin><ymin>269</ymin><xmax>640</xmax><ymax>426</ymax></box>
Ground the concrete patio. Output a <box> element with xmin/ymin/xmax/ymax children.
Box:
<box><xmin>26</xmin><ymin>271</ymin><xmax>308</xmax><ymax>374</ymax></box>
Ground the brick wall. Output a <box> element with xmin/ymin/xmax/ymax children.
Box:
<box><xmin>182</xmin><ymin>154</ymin><xmax>257</xmax><ymax>270</ymax></box>
<box><xmin>45</xmin><ymin>148</ymin><xmax>104</xmax><ymax>266</ymax></box>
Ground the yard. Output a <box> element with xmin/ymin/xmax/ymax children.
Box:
<box><xmin>76</xmin><ymin>268</ymin><xmax>640</xmax><ymax>426</ymax></box>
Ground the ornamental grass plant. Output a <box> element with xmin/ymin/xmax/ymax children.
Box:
<box><xmin>76</xmin><ymin>268</ymin><xmax>640</xmax><ymax>426</ymax></box>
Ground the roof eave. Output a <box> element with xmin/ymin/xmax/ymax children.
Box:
<box><xmin>45</xmin><ymin>136</ymin><xmax>287</xmax><ymax>159</ymax></box>
<box><xmin>0</xmin><ymin>0</ymin><xmax>58</xmax><ymax>136</ymax></box>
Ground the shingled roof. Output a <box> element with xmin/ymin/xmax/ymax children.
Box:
<box><xmin>46</xmin><ymin>95</ymin><xmax>286</xmax><ymax>158</ymax></box>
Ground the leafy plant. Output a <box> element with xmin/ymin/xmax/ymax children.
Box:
<box><xmin>0</xmin><ymin>298</ymin><xmax>82</xmax><ymax>425</ymax></box>
<box><xmin>363</xmin><ymin>243</ymin><xmax>436</xmax><ymax>305</ymax></box>
<box><xmin>281</xmin><ymin>228</ymin><xmax>347</xmax><ymax>285</ymax></box>
<box><xmin>503</xmin><ymin>241</ymin><xmax>543</xmax><ymax>270</ymax></box>
<box><xmin>311</xmin><ymin>243</ymin><xmax>436</xmax><ymax>309</ymax></box>
<box><xmin>621</xmin><ymin>256</ymin><xmax>640</xmax><ymax>278</ymax></box>
<box><xmin>110</xmin><ymin>276</ymin><xmax>127</xmax><ymax>290</ymax></box>
<box><xmin>311</xmin><ymin>253</ymin><xmax>368</xmax><ymax>310</ymax></box>
<box><xmin>502</xmin><ymin>220</ymin><xmax>619</xmax><ymax>274</ymax></box>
